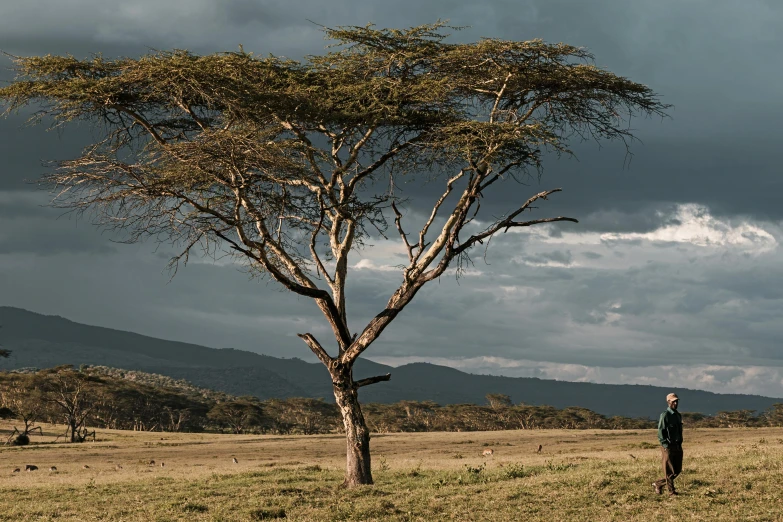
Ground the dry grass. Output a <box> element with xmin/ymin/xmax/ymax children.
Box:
<box><xmin>2</xmin><ymin>420</ymin><xmax>783</xmax><ymax>521</ymax></box>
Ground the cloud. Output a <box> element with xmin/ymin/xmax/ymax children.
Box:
<box><xmin>347</xmin><ymin>204</ymin><xmax>783</xmax><ymax>370</ymax></box>
<box><xmin>600</xmin><ymin>204</ymin><xmax>777</xmax><ymax>252</ymax></box>
<box><xmin>0</xmin><ymin>191</ymin><xmax>117</xmax><ymax>256</ymax></box>
<box><xmin>519</xmin><ymin>249</ymin><xmax>573</xmax><ymax>267</ymax></box>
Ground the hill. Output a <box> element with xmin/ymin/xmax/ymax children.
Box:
<box><xmin>1</xmin><ymin>306</ymin><xmax>780</xmax><ymax>418</ymax></box>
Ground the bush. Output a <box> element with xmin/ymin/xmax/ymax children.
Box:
<box><xmin>12</xmin><ymin>434</ymin><xmax>30</xmax><ymax>446</ymax></box>
<box><xmin>503</xmin><ymin>463</ymin><xmax>535</xmax><ymax>479</ymax></box>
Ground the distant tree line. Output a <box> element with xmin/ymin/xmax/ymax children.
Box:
<box><xmin>2</xmin><ymin>368</ymin><xmax>782</xmax><ymax>445</ymax></box>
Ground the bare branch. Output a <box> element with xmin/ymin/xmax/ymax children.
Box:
<box><xmin>334</xmin><ymin>124</ymin><xmax>377</xmax><ymax>181</ymax></box>
<box><xmin>346</xmin><ymin>140</ymin><xmax>414</xmax><ymax>195</ymax></box>
<box><xmin>455</xmin><ymin>216</ymin><xmax>578</xmax><ymax>255</ymax></box>
<box><xmin>272</xmin><ymin>116</ymin><xmax>332</xmax><ymax>194</ymax></box>
<box><xmin>309</xmin><ymin>202</ymin><xmax>334</xmax><ymax>285</ymax></box>
<box><xmin>297</xmin><ymin>333</ymin><xmax>334</xmax><ymax>368</ymax></box>
<box><xmin>355</xmin><ymin>374</ymin><xmax>391</xmax><ymax>388</ymax></box>
<box><xmin>391</xmin><ymin>201</ymin><xmax>414</xmax><ymax>262</ymax></box>
<box><xmin>490</xmin><ymin>72</ymin><xmax>512</xmax><ymax>124</ymax></box>
<box><xmin>106</xmin><ymin>105</ymin><xmax>166</xmax><ymax>146</ymax></box>
<box><xmin>176</xmin><ymin>101</ymin><xmax>208</xmax><ymax>131</ymax></box>
<box><xmin>413</xmin><ymin>169</ymin><xmax>466</xmax><ymax>266</ymax></box>
<box><xmin>452</xmin><ymin>189</ymin><xmax>577</xmax><ymax>255</ymax></box>
<box><xmin>165</xmin><ymin>230</ymin><xmax>206</xmax><ymax>281</ymax></box>
<box><xmin>477</xmin><ymin>160</ymin><xmax>523</xmax><ymax>193</ymax></box>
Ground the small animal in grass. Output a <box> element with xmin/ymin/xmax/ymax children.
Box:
<box><xmin>82</xmin><ymin>465</ymin><xmax>90</xmax><ymax>469</ymax></box>
<box><xmin>160</xmin><ymin>462</ymin><xmax>165</xmax><ymax>467</ymax></box>
<box><xmin>148</xmin><ymin>460</ymin><xmax>155</xmax><ymax>466</ymax></box>
<box><xmin>232</xmin><ymin>457</ymin><xmax>238</xmax><ymax>464</ymax></box>
<box><xmin>25</xmin><ymin>465</ymin><xmax>38</xmax><ymax>472</ymax></box>
<box><xmin>49</xmin><ymin>466</ymin><xmax>57</xmax><ymax>472</ymax></box>
<box><xmin>482</xmin><ymin>449</ymin><xmax>494</xmax><ymax>457</ymax></box>
<box><xmin>12</xmin><ymin>468</ymin><xmax>20</xmax><ymax>473</ymax></box>
<box><xmin>536</xmin><ymin>444</ymin><xmax>543</xmax><ymax>454</ymax></box>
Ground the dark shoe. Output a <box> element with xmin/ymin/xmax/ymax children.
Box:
<box><xmin>653</xmin><ymin>483</ymin><xmax>663</xmax><ymax>495</ymax></box>
<box><xmin>668</xmin><ymin>491</ymin><xmax>678</xmax><ymax>497</ymax></box>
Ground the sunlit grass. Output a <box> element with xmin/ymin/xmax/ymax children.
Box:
<box><xmin>2</xmin><ymin>420</ymin><xmax>783</xmax><ymax>520</ymax></box>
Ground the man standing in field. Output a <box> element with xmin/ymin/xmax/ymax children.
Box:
<box><xmin>653</xmin><ymin>393</ymin><xmax>683</xmax><ymax>496</ymax></box>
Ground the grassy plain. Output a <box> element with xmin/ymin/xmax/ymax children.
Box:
<box><xmin>1</xmin><ymin>420</ymin><xmax>783</xmax><ymax>521</ymax></box>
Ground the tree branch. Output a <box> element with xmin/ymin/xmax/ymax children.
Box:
<box><xmin>391</xmin><ymin>201</ymin><xmax>414</xmax><ymax>262</ymax></box>
<box><xmin>309</xmin><ymin>202</ymin><xmax>334</xmax><ymax>285</ymax></box>
<box><xmin>106</xmin><ymin>105</ymin><xmax>166</xmax><ymax>146</ymax></box>
<box><xmin>272</xmin><ymin>115</ymin><xmax>332</xmax><ymax>198</ymax></box>
<box><xmin>490</xmin><ymin>72</ymin><xmax>512</xmax><ymax>124</ymax></box>
<box><xmin>297</xmin><ymin>333</ymin><xmax>334</xmax><ymax>368</ymax></box>
<box><xmin>412</xmin><ymin>169</ymin><xmax>466</xmax><ymax>268</ymax></box>
<box><xmin>451</xmin><ymin>188</ymin><xmax>576</xmax><ymax>255</ymax></box>
<box><xmin>176</xmin><ymin>100</ymin><xmax>208</xmax><ymax>131</ymax></box>
<box><xmin>334</xmin><ymin>124</ymin><xmax>377</xmax><ymax>182</ymax></box>
<box><xmin>454</xmin><ymin>216</ymin><xmax>578</xmax><ymax>255</ymax></box>
<box><xmin>354</xmin><ymin>374</ymin><xmax>391</xmax><ymax>388</ymax></box>
<box><xmin>345</xmin><ymin>140</ymin><xmax>414</xmax><ymax>196</ymax></box>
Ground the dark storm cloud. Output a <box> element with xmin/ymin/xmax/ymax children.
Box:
<box><xmin>0</xmin><ymin>112</ymin><xmax>95</xmax><ymax>192</ymax></box>
<box><xmin>0</xmin><ymin>222</ymin><xmax>116</xmax><ymax>256</ymax></box>
<box><xmin>2</xmin><ymin>0</ymin><xmax>781</xmax><ymax>226</ymax></box>
<box><xmin>522</xmin><ymin>249</ymin><xmax>573</xmax><ymax>266</ymax></box>
<box><xmin>0</xmin><ymin>192</ymin><xmax>117</xmax><ymax>255</ymax></box>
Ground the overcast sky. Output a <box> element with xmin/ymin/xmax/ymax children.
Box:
<box><xmin>2</xmin><ymin>0</ymin><xmax>783</xmax><ymax>398</ymax></box>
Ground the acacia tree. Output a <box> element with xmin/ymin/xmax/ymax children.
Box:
<box><xmin>0</xmin><ymin>372</ymin><xmax>46</xmax><ymax>444</ymax></box>
<box><xmin>0</xmin><ymin>22</ymin><xmax>668</xmax><ymax>486</ymax></box>
<box><xmin>40</xmin><ymin>366</ymin><xmax>101</xmax><ymax>442</ymax></box>
<box><xmin>207</xmin><ymin>398</ymin><xmax>265</xmax><ymax>434</ymax></box>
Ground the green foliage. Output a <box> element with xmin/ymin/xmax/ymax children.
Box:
<box><xmin>485</xmin><ymin>393</ymin><xmax>512</xmax><ymax>409</ymax></box>
<box><xmin>544</xmin><ymin>460</ymin><xmax>576</xmax><ymax>472</ymax></box>
<box><xmin>503</xmin><ymin>463</ymin><xmax>535</xmax><ymax>479</ymax></box>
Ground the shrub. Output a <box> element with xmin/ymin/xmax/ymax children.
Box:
<box><xmin>12</xmin><ymin>434</ymin><xmax>30</xmax><ymax>446</ymax></box>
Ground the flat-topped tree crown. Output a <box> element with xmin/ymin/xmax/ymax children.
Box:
<box><xmin>0</xmin><ymin>21</ymin><xmax>669</xmax><ymax>486</ymax></box>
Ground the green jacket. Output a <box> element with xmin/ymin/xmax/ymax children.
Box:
<box><xmin>657</xmin><ymin>407</ymin><xmax>683</xmax><ymax>448</ymax></box>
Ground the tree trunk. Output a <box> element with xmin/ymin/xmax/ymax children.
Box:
<box><xmin>331</xmin><ymin>365</ymin><xmax>373</xmax><ymax>487</ymax></box>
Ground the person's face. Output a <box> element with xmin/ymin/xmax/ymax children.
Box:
<box><xmin>668</xmin><ymin>399</ymin><xmax>679</xmax><ymax>410</ymax></box>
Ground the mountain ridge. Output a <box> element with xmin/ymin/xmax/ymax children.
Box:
<box><xmin>1</xmin><ymin>306</ymin><xmax>780</xmax><ymax>418</ymax></box>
